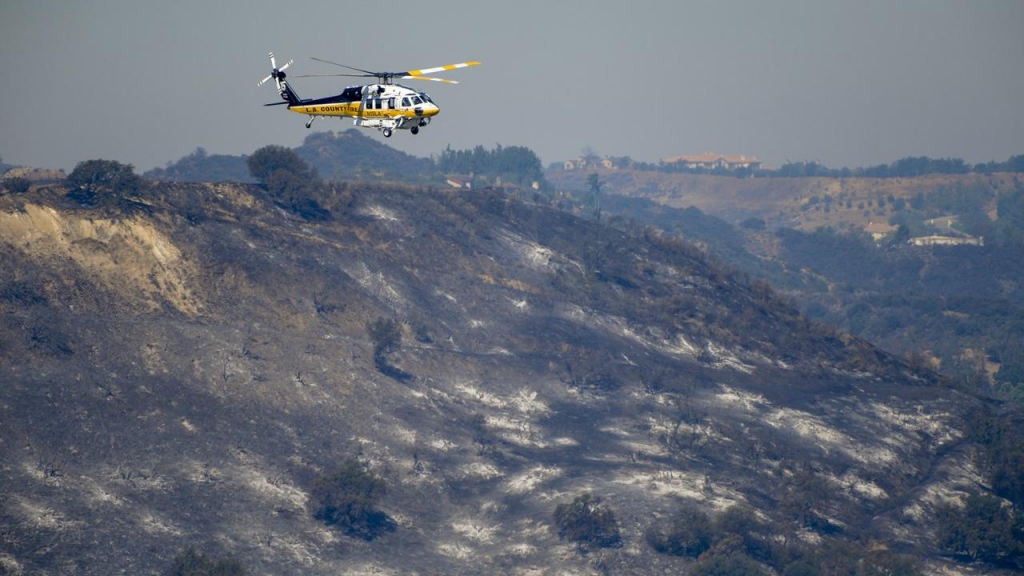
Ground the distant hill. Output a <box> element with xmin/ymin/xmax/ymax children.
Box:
<box><xmin>294</xmin><ymin>129</ymin><xmax>435</xmax><ymax>182</ymax></box>
<box><xmin>142</xmin><ymin>130</ymin><xmax>433</xmax><ymax>185</ymax></box>
<box><xmin>2</xmin><ymin>181</ymin><xmax>1019</xmax><ymax>574</ymax></box>
<box><xmin>144</xmin><ymin>147</ymin><xmax>254</xmax><ymax>183</ymax></box>
<box><xmin>549</xmin><ymin>167</ymin><xmax>1024</xmax><ymax>403</ymax></box>
<box><xmin>547</xmin><ymin>166</ymin><xmax>1023</xmax><ymax>232</ymax></box>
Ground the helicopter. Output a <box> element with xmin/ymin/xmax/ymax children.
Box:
<box><xmin>258</xmin><ymin>52</ymin><xmax>479</xmax><ymax>137</ymax></box>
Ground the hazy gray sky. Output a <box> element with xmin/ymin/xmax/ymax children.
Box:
<box><xmin>2</xmin><ymin>1</ymin><xmax>1022</xmax><ymax>172</ymax></box>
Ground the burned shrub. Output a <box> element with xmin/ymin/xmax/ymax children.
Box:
<box><xmin>553</xmin><ymin>492</ymin><xmax>622</xmax><ymax>551</ymax></box>
<box><xmin>312</xmin><ymin>459</ymin><xmax>395</xmax><ymax>540</ymax></box>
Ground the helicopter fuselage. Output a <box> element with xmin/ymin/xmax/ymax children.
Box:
<box><xmin>288</xmin><ymin>83</ymin><xmax>439</xmax><ymax>136</ymax></box>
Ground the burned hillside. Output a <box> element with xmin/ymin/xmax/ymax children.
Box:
<box><xmin>0</xmin><ymin>181</ymin><xmax>1016</xmax><ymax>574</ymax></box>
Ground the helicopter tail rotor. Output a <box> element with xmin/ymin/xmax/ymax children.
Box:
<box><xmin>258</xmin><ymin>52</ymin><xmax>303</xmax><ymax>106</ymax></box>
<box><xmin>258</xmin><ymin>52</ymin><xmax>293</xmax><ymax>91</ymax></box>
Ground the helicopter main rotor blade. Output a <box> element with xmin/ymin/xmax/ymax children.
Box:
<box><xmin>402</xmin><ymin>61</ymin><xmax>481</xmax><ymax>77</ymax></box>
<box><xmin>310</xmin><ymin>57</ymin><xmax>377</xmax><ymax>76</ymax></box>
<box><xmin>308</xmin><ymin>57</ymin><xmax>480</xmax><ymax>84</ymax></box>
<box><xmin>293</xmin><ymin>73</ymin><xmax>372</xmax><ymax>79</ymax></box>
<box><xmin>400</xmin><ymin>75</ymin><xmax>462</xmax><ymax>84</ymax></box>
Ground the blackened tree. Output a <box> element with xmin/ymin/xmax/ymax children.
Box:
<box><xmin>3</xmin><ymin>176</ymin><xmax>31</xmax><ymax>194</ymax></box>
<box><xmin>312</xmin><ymin>459</ymin><xmax>395</xmax><ymax>540</ymax></box>
<box><xmin>366</xmin><ymin>316</ymin><xmax>401</xmax><ymax>362</ymax></box>
<box><xmin>691</xmin><ymin>552</ymin><xmax>769</xmax><ymax>576</ymax></box>
<box><xmin>857</xmin><ymin>550</ymin><xmax>922</xmax><ymax>576</ymax></box>
<box><xmin>553</xmin><ymin>492</ymin><xmax>622</xmax><ymax>551</ymax></box>
<box><xmin>167</xmin><ymin>547</ymin><xmax>245</xmax><ymax>576</ymax></box>
<box><xmin>646</xmin><ymin>505</ymin><xmax>713</xmax><ymax>557</ymax></box>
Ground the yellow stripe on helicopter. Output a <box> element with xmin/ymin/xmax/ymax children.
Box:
<box><xmin>292</xmin><ymin>104</ymin><xmax>425</xmax><ymax>118</ymax></box>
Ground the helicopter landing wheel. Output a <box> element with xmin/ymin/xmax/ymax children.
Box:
<box><xmin>382</xmin><ymin>128</ymin><xmax>393</xmax><ymax>138</ymax></box>
<box><xmin>411</xmin><ymin>126</ymin><xmax>419</xmax><ymax>135</ymax></box>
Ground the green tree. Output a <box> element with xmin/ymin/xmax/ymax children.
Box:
<box><xmin>435</xmin><ymin>143</ymin><xmax>546</xmax><ymax>188</ymax></box>
<box><xmin>890</xmin><ymin>224</ymin><xmax>912</xmax><ymax>246</ymax></box>
<box><xmin>972</xmin><ymin>412</ymin><xmax>1024</xmax><ymax>507</ymax></box>
<box><xmin>586</xmin><ymin>172</ymin><xmax>602</xmax><ymax>213</ymax></box>
<box><xmin>995</xmin><ymin>353</ymin><xmax>1024</xmax><ymax>403</ymax></box>
<box><xmin>246</xmin><ymin>145</ymin><xmax>312</xmax><ymax>182</ymax></box>
<box><xmin>935</xmin><ymin>493</ymin><xmax>1021</xmax><ymax>563</ymax></box>
<box><xmin>66</xmin><ymin>159</ymin><xmax>149</xmax><ymax>207</ymax></box>
<box><xmin>553</xmin><ymin>492</ymin><xmax>622</xmax><ymax>550</ymax></box>
<box><xmin>246</xmin><ymin>145</ymin><xmax>328</xmax><ymax>220</ymax></box>
<box><xmin>145</xmin><ymin>147</ymin><xmax>253</xmax><ymax>183</ymax></box>
<box><xmin>995</xmin><ymin>186</ymin><xmax>1024</xmax><ymax>245</ymax></box>
<box><xmin>312</xmin><ymin>459</ymin><xmax>395</xmax><ymax>540</ymax></box>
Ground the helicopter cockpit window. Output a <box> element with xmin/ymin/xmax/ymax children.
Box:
<box><xmin>341</xmin><ymin>86</ymin><xmax>363</xmax><ymax>100</ymax></box>
<box><xmin>401</xmin><ymin>97</ymin><xmax>411</xmax><ymax>107</ymax></box>
<box><xmin>411</xmin><ymin>96</ymin><xmax>423</xmax><ymax>105</ymax></box>
<box><xmin>419</xmin><ymin>92</ymin><xmax>433</xmax><ymax>104</ymax></box>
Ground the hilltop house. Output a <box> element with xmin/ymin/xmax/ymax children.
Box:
<box><xmin>909</xmin><ymin>235</ymin><xmax>984</xmax><ymax>247</ymax></box>
<box><xmin>865</xmin><ymin>221</ymin><xmax>898</xmax><ymax>241</ymax></box>
<box><xmin>445</xmin><ymin>175</ymin><xmax>473</xmax><ymax>189</ymax></box>
<box><xmin>563</xmin><ymin>156</ymin><xmax>617</xmax><ymax>171</ymax></box>
<box><xmin>662</xmin><ymin>153</ymin><xmax>761</xmax><ymax>171</ymax></box>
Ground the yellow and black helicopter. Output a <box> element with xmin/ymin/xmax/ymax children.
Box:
<box><xmin>258</xmin><ymin>52</ymin><xmax>479</xmax><ymax>137</ymax></box>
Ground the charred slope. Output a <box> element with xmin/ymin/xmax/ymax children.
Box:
<box><xmin>0</xmin><ymin>183</ymin><xmax>995</xmax><ymax>574</ymax></box>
